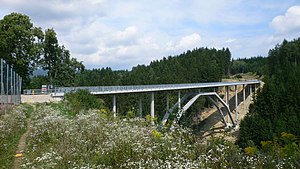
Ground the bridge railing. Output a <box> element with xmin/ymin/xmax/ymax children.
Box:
<box><xmin>54</xmin><ymin>80</ymin><xmax>261</xmax><ymax>95</ymax></box>
<box><xmin>0</xmin><ymin>58</ymin><xmax>22</xmax><ymax>113</ymax></box>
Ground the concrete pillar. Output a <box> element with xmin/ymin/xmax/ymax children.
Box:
<box><xmin>178</xmin><ymin>91</ymin><xmax>181</xmax><ymax>109</ymax></box>
<box><xmin>253</xmin><ymin>85</ymin><xmax>256</xmax><ymax>100</ymax></box>
<box><xmin>243</xmin><ymin>84</ymin><xmax>246</xmax><ymax>115</ymax></box>
<box><xmin>151</xmin><ymin>92</ymin><xmax>155</xmax><ymax>125</ymax></box>
<box><xmin>225</xmin><ymin>86</ymin><xmax>230</xmax><ymax>123</ymax></box>
<box><xmin>166</xmin><ymin>94</ymin><xmax>170</xmax><ymax>110</ymax></box>
<box><xmin>216</xmin><ymin>87</ymin><xmax>219</xmax><ymax>105</ymax></box>
<box><xmin>113</xmin><ymin>95</ymin><xmax>116</xmax><ymax>117</ymax></box>
<box><xmin>139</xmin><ymin>96</ymin><xmax>142</xmax><ymax>117</ymax></box>
<box><xmin>235</xmin><ymin>85</ymin><xmax>238</xmax><ymax>125</ymax></box>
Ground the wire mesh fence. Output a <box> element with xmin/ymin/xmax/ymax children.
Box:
<box><xmin>0</xmin><ymin>58</ymin><xmax>22</xmax><ymax>113</ymax></box>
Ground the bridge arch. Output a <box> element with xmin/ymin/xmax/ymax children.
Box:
<box><xmin>171</xmin><ymin>92</ymin><xmax>235</xmax><ymax>128</ymax></box>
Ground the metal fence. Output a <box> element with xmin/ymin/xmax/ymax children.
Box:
<box><xmin>0</xmin><ymin>58</ymin><xmax>22</xmax><ymax>113</ymax></box>
<box><xmin>23</xmin><ymin>89</ymin><xmax>55</xmax><ymax>95</ymax></box>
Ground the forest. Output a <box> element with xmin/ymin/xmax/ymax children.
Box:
<box><xmin>0</xmin><ymin>12</ymin><xmax>299</xmax><ymax>167</ymax></box>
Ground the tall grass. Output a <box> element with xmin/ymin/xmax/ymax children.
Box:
<box><xmin>0</xmin><ymin>105</ymin><xmax>30</xmax><ymax>169</ymax></box>
<box><xmin>18</xmin><ymin>103</ymin><xmax>299</xmax><ymax>168</ymax></box>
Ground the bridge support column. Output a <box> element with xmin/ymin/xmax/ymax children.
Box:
<box><xmin>225</xmin><ymin>86</ymin><xmax>230</xmax><ymax>123</ymax></box>
<box><xmin>151</xmin><ymin>92</ymin><xmax>155</xmax><ymax>125</ymax></box>
<box><xmin>235</xmin><ymin>85</ymin><xmax>239</xmax><ymax>125</ymax></box>
<box><xmin>253</xmin><ymin>85</ymin><xmax>256</xmax><ymax>101</ymax></box>
<box><xmin>178</xmin><ymin>91</ymin><xmax>181</xmax><ymax>109</ymax></box>
<box><xmin>243</xmin><ymin>84</ymin><xmax>246</xmax><ymax>115</ymax></box>
<box><xmin>249</xmin><ymin>84</ymin><xmax>252</xmax><ymax>101</ymax></box>
<box><xmin>113</xmin><ymin>95</ymin><xmax>116</xmax><ymax>117</ymax></box>
<box><xmin>166</xmin><ymin>94</ymin><xmax>169</xmax><ymax>111</ymax></box>
<box><xmin>139</xmin><ymin>97</ymin><xmax>142</xmax><ymax>117</ymax></box>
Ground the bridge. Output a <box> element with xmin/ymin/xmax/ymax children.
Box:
<box><xmin>52</xmin><ymin>80</ymin><xmax>262</xmax><ymax>127</ymax></box>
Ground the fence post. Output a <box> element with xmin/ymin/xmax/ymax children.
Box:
<box><xmin>6</xmin><ymin>63</ymin><xmax>9</xmax><ymax>108</ymax></box>
<box><xmin>19</xmin><ymin>77</ymin><xmax>22</xmax><ymax>104</ymax></box>
<box><xmin>10</xmin><ymin>67</ymin><xmax>13</xmax><ymax>104</ymax></box>
<box><xmin>1</xmin><ymin>59</ymin><xmax>3</xmax><ymax>109</ymax></box>
<box><xmin>13</xmin><ymin>71</ymin><xmax>15</xmax><ymax>105</ymax></box>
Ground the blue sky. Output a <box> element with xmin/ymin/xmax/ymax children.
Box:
<box><xmin>1</xmin><ymin>0</ymin><xmax>300</xmax><ymax>70</ymax></box>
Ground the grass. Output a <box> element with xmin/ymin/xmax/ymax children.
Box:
<box><xmin>0</xmin><ymin>105</ymin><xmax>31</xmax><ymax>169</ymax></box>
<box><xmin>1</xmin><ymin>103</ymin><xmax>299</xmax><ymax>168</ymax></box>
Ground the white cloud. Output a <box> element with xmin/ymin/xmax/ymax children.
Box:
<box><xmin>271</xmin><ymin>6</ymin><xmax>300</xmax><ymax>34</ymax></box>
<box><xmin>167</xmin><ymin>33</ymin><xmax>201</xmax><ymax>53</ymax></box>
<box><xmin>1</xmin><ymin>0</ymin><xmax>300</xmax><ymax>69</ymax></box>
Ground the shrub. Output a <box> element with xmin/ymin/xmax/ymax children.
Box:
<box><xmin>64</xmin><ymin>90</ymin><xmax>105</xmax><ymax>116</ymax></box>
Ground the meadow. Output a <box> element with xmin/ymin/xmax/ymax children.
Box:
<box><xmin>0</xmin><ymin>103</ymin><xmax>299</xmax><ymax>168</ymax></box>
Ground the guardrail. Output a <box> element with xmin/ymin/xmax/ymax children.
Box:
<box><xmin>0</xmin><ymin>58</ymin><xmax>22</xmax><ymax>113</ymax></box>
<box><xmin>52</xmin><ymin>80</ymin><xmax>261</xmax><ymax>96</ymax></box>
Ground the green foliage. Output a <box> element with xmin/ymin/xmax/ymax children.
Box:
<box><xmin>64</xmin><ymin>90</ymin><xmax>105</xmax><ymax>116</ymax></box>
<box><xmin>260</xmin><ymin>132</ymin><xmax>300</xmax><ymax>166</ymax></box>
<box><xmin>239</xmin><ymin>38</ymin><xmax>300</xmax><ymax>148</ymax></box>
<box><xmin>0</xmin><ymin>106</ymin><xmax>28</xmax><ymax>168</ymax></box>
<box><xmin>231</xmin><ymin>56</ymin><xmax>267</xmax><ymax>76</ymax></box>
<box><xmin>42</xmin><ymin>29</ymin><xmax>85</xmax><ymax>87</ymax></box>
<box><xmin>0</xmin><ymin>13</ymin><xmax>84</xmax><ymax>89</ymax></box>
<box><xmin>0</xmin><ymin>13</ymin><xmax>43</xmax><ymax>87</ymax></box>
<box><xmin>28</xmin><ymin>75</ymin><xmax>48</xmax><ymax>89</ymax></box>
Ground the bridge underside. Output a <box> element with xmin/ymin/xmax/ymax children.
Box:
<box><xmin>162</xmin><ymin>92</ymin><xmax>235</xmax><ymax>128</ymax></box>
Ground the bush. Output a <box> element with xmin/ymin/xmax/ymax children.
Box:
<box><xmin>64</xmin><ymin>90</ymin><xmax>105</xmax><ymax>116</ymax></box>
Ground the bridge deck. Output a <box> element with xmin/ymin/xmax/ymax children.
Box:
<box><xmin>52</xmin><ymin>80</ymin><xmax>261</xmax><ymax>96</ymax></box>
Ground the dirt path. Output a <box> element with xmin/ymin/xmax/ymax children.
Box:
<box><xmin>13</xmin><ymin>119</ymin><xmax>32</xmax><ymax>169</ymax></box>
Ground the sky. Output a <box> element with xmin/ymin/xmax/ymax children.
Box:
<box><xmin>1</xmin><ymin>0</ymin><xmax>300</xmax><ymax>70</ymax></box>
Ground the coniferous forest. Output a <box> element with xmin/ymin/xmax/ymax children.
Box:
<box><xmin>238</xmin><ymin>38</ymin><xmax>300</xmax><ymax>147</ymax></box>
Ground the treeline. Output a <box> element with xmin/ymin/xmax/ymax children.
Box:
<box><xmin>75</xmin><ymin>48</ymin><xmax>231</xmax><ymax>86</ymax></box>
<box><xmin>238</xmin><ymin>38</ymin><xmax>300</xmax><ymax>147</ymax></box>
<box><xmin>230</xmin><ymin>56</ymin><xmax>267</xmax><ymax>76</ymax></box>
<box><xmin>0</xmin><ymin>13</ymin><xmax>84</xmax><ymax>88</ymax></box>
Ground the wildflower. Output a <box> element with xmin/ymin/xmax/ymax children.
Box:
<box><xmin>15</xmin><ymin>153</ymin><xmax>23</xmax><ymax>157</ymax></box>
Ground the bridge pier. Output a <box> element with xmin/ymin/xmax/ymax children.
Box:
<box><xmin>225</xmin><ymin>86</ymin><xmax>230</xmax><ymax>123</ymax></box>
<box><xmin>166</xmin><ymin>94</ymin><xmax>169</xmax><ymax>111</ymax></box>
<box><xmin>178</xmin><ymin>91</ymin><xmax>181</xmax><ymax>109</ymax></box>
<box><xmin>151</xmin><ymin>92</ymin><xmax>155</xmax><ymax>125</ymax></box>
<box><xmin>113</xmin><ymin>95</ymin><xmax>116</xmax><ymax>117</ymax></box>
<box><xmin>139</xmin><ymin>96</ymin><xmax>142</xmax><ymax>117</ymax></box>
<box><xmin>235</xmin><ymin>85</ymin><xmax>239</xmax><ymax>125</ymax></box>
<box><xmin>243</xmin><ymin>84</ymin><xmax>246</xmax><ymax>115</ymax></box>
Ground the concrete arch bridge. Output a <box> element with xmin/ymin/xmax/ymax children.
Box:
<box><xmin>53</xmin><ymin>80</ymin><xmax>262</xmax><ymax>128</ymax></box>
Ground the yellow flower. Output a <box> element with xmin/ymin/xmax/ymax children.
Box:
<box><xmin>15</xmin><ymin>153</ymin><xmax>23</xmax><ymax>157</ymax></box>
<box><xmin>244</xmin><ymin>146</ymin><xmax>256</xmax><ymax>156</ymax></box>
<box><xmin>151</xmin><ymin>130</ymin><xmax>162</xmax><ymax>139</ymax></box>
